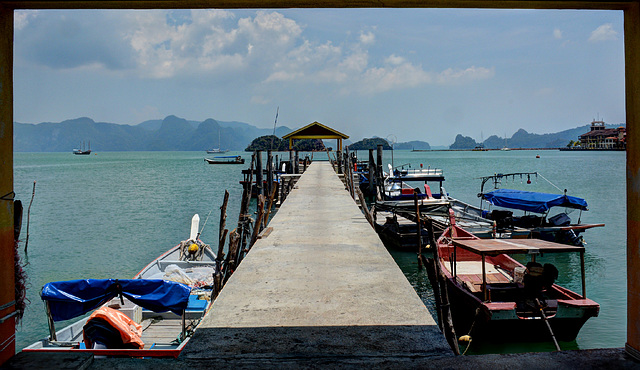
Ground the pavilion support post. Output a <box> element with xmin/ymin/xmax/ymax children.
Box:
<box><xmin>625</xmin><ymin>2</ymin><xmax>640</xmax><ymax>360</ymax></box>
<box><xmin>0</xmin><ymin>8</ymin><xmax>14</xmax><ymax>366</ymax></box>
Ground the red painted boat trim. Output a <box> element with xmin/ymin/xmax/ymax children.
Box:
<box><xmin>22</xmin><ymin>347</ymin><xmax>181</xmax><ymax>358</ymax></box>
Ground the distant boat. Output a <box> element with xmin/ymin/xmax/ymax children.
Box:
<box><xmin>204</xmin><ymin>156</ymin><xmax>244</xmax><ymax>164</ymax></box>
<box><xmin>73</xmin><ymin>141</ymin><xmax>92</xmax><ymax>155</ymax></box>
<box><xmin>206</xmin><ymin>148</ymin><xmax>229</xmax><ymax>154</ymax></box>
<box><xmin>206</xmin><ymin>129</ymin><xmax>228</xmax><ymax>154</ymax></box>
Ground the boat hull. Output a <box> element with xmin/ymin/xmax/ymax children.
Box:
<box><xmin>444</xmin><ymin>276</ymin><xmax>599</xmax><ymax>342</ymax></box>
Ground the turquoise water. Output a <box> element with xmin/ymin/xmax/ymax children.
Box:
<box><xmin>12</xmin><ymin>149</ymin><xmax>625</xmax><ymax>353</ymax></box>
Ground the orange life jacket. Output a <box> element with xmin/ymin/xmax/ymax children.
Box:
<box><xmin>83</xmin><ymin>306</ymin><xmax>144</xmax><ymax>349</ymax></box>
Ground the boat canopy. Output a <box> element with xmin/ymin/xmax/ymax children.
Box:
<box><xmin>41</xmin><ymin>279</ymin><xmax>191</xmax><ymax>322</ymax></box>
<box><xmin>482</xmin><ymin>189</ymin><xmax>588</xmax><ymax>213</ymax></box>
<box><xmin>214</xmin><ymin>156</ymin><xmax>239</xmax><ymax>159</ymax></box>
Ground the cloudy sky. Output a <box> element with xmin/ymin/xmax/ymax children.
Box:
<box><xmin>13</xmin><ymin>8</ymin><xmax>624</xmax><ymax>146</ymax></box>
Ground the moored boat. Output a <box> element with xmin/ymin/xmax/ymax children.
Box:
<box><xmin>23</xmin><ymin>215</ymin><xmax>216</xmax><ymax>358</ymax></box>
<box><xmin>430</xmin><ymin>211</ymin><xmax>599</xmax><ymax>343</ymax></box>
<box><xmin>73</xmin><ymin>141</ymin><xmax>92</xmax><ymax>155</ymax></box>
<box><xmin>204</xmin><ymin>155</ymin><xmax>244</xmax><ymax>164</ymax></box>
<box><xmin>446</xmin><ymin>172</ymin><xmax>604</xmax><ymax>246</ymax></box>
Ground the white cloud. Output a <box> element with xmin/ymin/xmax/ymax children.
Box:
<box><xmin>436</xmin><ymin>66</ymin><xmax>494</xmax><ymax>85</ymax></box>
<box><xmin>553</xmin><ymin>28</ymin><xmax>562</xmax><ymax>39</ymax></box>
<box><xmin>589</xmin><ymin>23</ymin><xmax>618</xmax><ymax>42</ymax></box>
<box><xmin>17</xmin><ymin>10</ymin><xmax>496</xmax><ymax>98</ymax></box>
<box><xmin>359</xmin><ymin>31</ymin><xmax>375</xmax><ymax>45</ymax></box>
<box><xmin>14</xmin><ymin>11</ymin><xmax>38</xmax><ymax>31</ymax></box>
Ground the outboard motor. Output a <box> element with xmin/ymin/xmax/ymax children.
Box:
<box><xmin>488</xmin><ymin>210</ymin><xmax>513</xmax><ymax>231</ymax></box>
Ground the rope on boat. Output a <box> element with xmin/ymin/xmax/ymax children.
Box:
<box><xmin>536</xmin><ymin>298</ymin><xmax>562</xmax><ymax>351</ymax></box>
<box><xmin>459</xmin><ymin>307</ymin><xmax>481</xmax><ymax>355</ymax></box>
<box><xmin>24</xmin><ymin>181</ymin><xmax>36</xmax><ymax>253</ymax></box>
<box><xmin>536</xmin><ymin>173</ymin><xmax>564</xmax><ymax>193</ymax></box>
<box><xmin>197</xmin><ymin>210</ymin><xmax>213</xmax><ymax>240</ymax></box>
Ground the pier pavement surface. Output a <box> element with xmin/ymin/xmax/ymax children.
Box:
<box><xmin>180</xmin><ymin>160</ymin><xmax>452</xmax><ymax>362</ymax></box>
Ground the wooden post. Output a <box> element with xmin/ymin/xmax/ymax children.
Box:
<box><xmin>288</xmin><ymin>150</ymin><xmax>294</xmax><ymax>174</ymax></box>
<box><xmin>213</xmin><ymin>228</ymin><xmax>228</xmax><ymax>300</ymax></box>
<box><xmin>368</xmin><ymin>149</ymin><xmax>375</xmax><ymax>196</ymax></box>
<box><xmin>266</xmin><ymin>150</ymin><xmax>273</xmax><ymax>197</ymax></box>
<box><xmin>0</xmin><ymin>8</ymin><xmax>14</xmax><ymax>365</ymax></box>
<box><xmin>255</xmin><ymin>150</ymin><xmax>263</xmax><ymax>198</ymax></box>
<box><xmin>219</xmin><ymin>190</ymin><xmax>229</xmax><ymax>247</ymax></box>
<box><xmin>264</xmin><ymin>182</ymin><xmax>278</xmax><ymax>226</ymax></box>
<box><xmin>336</xmin><ymin>150</ymin><xmax>343</xmax><ymax>174</ymax></box>
<box><xmin>249</xmin><ymin>195</ymin><xmax>266</xmax><ymax>249</ymax></box>
<box><xmin>356</xmin><ymin>186</ymin><xmax>374</xmax><ymax>228</ymax></box>
<box><xmin>414</xmin><ymin>190</ymin><xmax>423</xmax><ymax>270</ymax></box>
<box><xmin>376</xmin><ymin>144</ymin><xmax>384</xmax><ymax>199</ymax></box>
<box><xmin>223</xmin><ymin>229</ymin><xmax>240</xmax><ymax>284</ymax></box>
<box><xmin>237</xmin><ymin>154</ymin><xmax>255</xmax><ymax>261</ymax></box>
<box><xmin>626</xmin><ymin>3</ymin><xmax>640</xmax><ymax>360</ymax></box>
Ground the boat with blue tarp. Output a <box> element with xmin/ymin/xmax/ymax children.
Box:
<box><xmin>447</xmin><ymin>172</ymin><xmax>604</xmax><ymax>246</ymax></box>
<box><xmin>23</xmin><ymin>215</ymin><xmax>216</xmax><ymax>358</ymax></box>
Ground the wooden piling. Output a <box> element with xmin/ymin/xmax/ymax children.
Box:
<box><xmin>414</xmin><ymin>190</ymin><xmax>423</xmax><ymax>270</ymax></box>
<box><xmin>266</xmin><ymin>150</ymin><xmax>273</xmax><ymax>197</ymax></box>
<box><xmin>376</xmin><ymin>144</ymin><xmax>384</xmax><ymax>200</ymax></box>
<box><xmin>264</xmin><ymin>181</ymin><xmax>278</xmax><ymax>226</ymax></box>
<box><xmin>256</xmin><ymin>150</ymin><xmax>263</xmax><ymax>198</ymax></box>
<box><xmin>368</xmin><ymin>149</ymin><xmax>375</xmax><ymax>196</ymax></box>
<box><xmin>223</xmin><ymin>229</ymin><xmax>240</xmax><ymax>284</ymax></box>
<box><xmin>249</xmin><ymin>195</ymin><xmax>266</xmax><ymax>249</ymax></box>
<box><xmin>294</xmin><ymin>150</ymin><xmax>300</xmax><ymax>174</ymax></box>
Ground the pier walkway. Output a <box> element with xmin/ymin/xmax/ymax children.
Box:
<box><xmin>181</xmin><ymin>161</ymin><xmax>452</xmax><ymax>364</ymax></box>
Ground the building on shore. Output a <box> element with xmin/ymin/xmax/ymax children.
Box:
<box><xmin>577</xmin><ymin>119</ymin><xmax>626</xmax><ymax>150</ymax></box>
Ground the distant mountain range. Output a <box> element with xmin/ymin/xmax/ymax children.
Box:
<box><xmin>13</xmin><ymin>116</ymin><xmax>622</xmax><ymax>152</ymax></box>
<box><xmin>449</xmin><ymin>124</ymin><xmax>625</xmax><ymax>150</ymax></box>
<box><xmin>13</xmin><ymin>116</ymin><xmax>292</xmax><ymax>152</ymax></box>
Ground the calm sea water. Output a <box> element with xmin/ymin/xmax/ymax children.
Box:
<box><xmin>12</xmin><ymin>149</ymin><xmax>626</xmax><ymax>354</ymax></box>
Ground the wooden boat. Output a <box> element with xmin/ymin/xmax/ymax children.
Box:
<box><xmin>23</xmin><ymin>215</ymin><xmax>216</xmax><ymax>358</ymax></box>
<box><xmin>445</xmin><ymin>172</ymin><xmax>604</xmax><ymax>246</ymax></box>
<box><xmin>204</xmin><ymin>155</ymin><xmax>244</xmax><ymax>164</ymax></box>
<box><xmin>431</xmin><ymin>211</ymin><xmax>599</xmax><ymax>343</ymax></box>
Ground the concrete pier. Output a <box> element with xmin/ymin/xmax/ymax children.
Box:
<box><xmin>181</xmin><ymin>161</ymin><xmax>452</xmax><ymax>363</ymax></box>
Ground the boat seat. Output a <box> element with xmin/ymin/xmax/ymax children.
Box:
<box><xmin>186</xmin><ymin>295</ymin><xmax>208</xmax><ymax>312</ymax></box>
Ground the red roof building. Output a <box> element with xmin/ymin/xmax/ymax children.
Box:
<box><xmin>578</xmin><ymin>120</ymin><xmax>626</xmax><ymax>149</ymax></box>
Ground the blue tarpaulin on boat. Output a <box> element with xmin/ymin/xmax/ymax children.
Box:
<box><xmin>482</xmin><ymin>189</ymin><xmax>588</xmax><ymax>213</ymax></box>
<box><xmin>41</xmin><ymin>279</ymin><xmax>191</xmax><ymax>322</ymax></box>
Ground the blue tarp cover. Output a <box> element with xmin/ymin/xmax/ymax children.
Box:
<box><xmin>41</xmin><ymin>279</ymin><xmax>191</xmax><ymax>322</ymax></box>
<box><xmin>482</xmin><ymin>189</ymin><xmax>588</xmax><ymax>213</ymax></box>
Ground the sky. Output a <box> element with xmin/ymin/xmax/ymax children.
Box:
<box><xmin>13</xmin><ymin>8</ymin><xmax>625</xmax><ymax>146</ymax></box>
